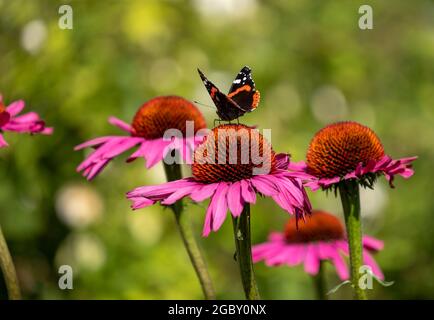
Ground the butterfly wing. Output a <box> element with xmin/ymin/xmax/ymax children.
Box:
<box><xmin>197</xmin><ymin>68</ymin><xmax>245</xmax><ymax>121</ymax></box>
<box><xmin>228</xmin><ymin>66</ymin><xmax>260</xmax><ymax>112</ymax></box>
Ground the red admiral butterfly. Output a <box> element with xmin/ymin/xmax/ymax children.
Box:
<box><xmin>197</xmin><ymin>66</ymin><xmax>260</xmax><ymax>122</ymax></box>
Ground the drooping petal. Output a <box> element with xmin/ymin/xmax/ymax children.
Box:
<box><xmin>331</xmin><ymin>241</ymin><xmax>350</xmax><ymax>280</ymax></box>
<box><xmin>144</xmin><ymin>138</ymin><xmax>171</xmax><ymax>169</ymax></box>
<box><xmin>126</xmin><ymin>140</ymin><xmax>150</xmax><ymax>163</ymax></box>
<box><xmin>240</xmin><ymin>180</ymin><xmax>256</xmax><ymax>204</ymax></box>
<box><xmin>252</xmin><ymin>243</ymin><xmax>276</xmax><ymax>262</ymax></box>
<box><xmin>202</xmin><ymin>182</ymin><xmax>229</xmax><ymax>236</ymax></box>
<box><xmin>330</xmin><ymin>250</ymin><xmax>350</xmax><ymax>280</ymax></box>
<box><xmin>250</xmin><ymin>175</ymin><xmax>278</xmax><ymax>196</ymax></box>
<box><xmin>76</xmin><ymin>136</ymin><xmax>144</xmax><ymax>180</ymax></box>
<box><xmin>286</xmin><ymin>244</ymin><xmax>306</xmax><ymax>266</ymax></box>
<box><xmin>316</xmin><ymin>242</ymin><xmax>332</xmax><ymax>260</ymax></box>
<box><xmin>0</xmin><ymin>133</ymin><xmax>8</xmax><ymax>148</ymax></box>
<box><xmin>363</xmin><ymin>251</ymin><xmax>384</xmax><ymax>280</ymax></box>
<box><xmin>85</xmin><ymin>159</ymin><xmax>111</xmax><ymax>180</ymax></box>
<box><xmin>227</xmin><ymin>182</ymin><xmax>244</xmax><ymax>217</ymax></box>
<box><xmin>264</xmin><ymin>245</ymin><xmax>293</xmax><ymax>266</ymax></box>
<box><xmin>304</xmin><ymin>244</ymin><xmax>320</xmax><ymax>275</ymax></box>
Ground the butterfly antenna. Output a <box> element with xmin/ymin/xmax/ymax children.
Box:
<box><xmin>193</xmin><ymin>100</ymin><xmax>215</xmax><ymax>110</ymax></box>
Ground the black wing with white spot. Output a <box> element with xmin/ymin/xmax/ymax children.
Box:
<box><xmin>228</xmin><ymin>66</ymin><xmax>260</xmax><ymax>112</ymax></box>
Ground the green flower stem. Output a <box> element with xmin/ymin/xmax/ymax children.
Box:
<box><xmin>313</xmin><ymin>261</ymin><xmax>327</xmax><ymax>300</ymax></box>
<box><xmin>0</xmin><ymin>224</ymin><xmax>21</xmax><ymax>300</ymax></box>
<box><xmin>231</xmin><ymin>204</ymin><xmax>260</xmax><ymax>300</ymax></box>
<box><xmin>338</xmin><ymin>180</ymin><xmax>367</xmax><ymax>300</ymax></box>
<box><xmin>163</xmin><ymin>162</ymin><xmax>216</xmax><ymax>300</ymax></box>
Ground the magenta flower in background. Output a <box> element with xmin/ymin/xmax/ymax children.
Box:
<box><xmin>127</xmin><ymin>124</ymin><xmax>312</xmax><ymax>236</ymax></box>
<box><xmin>75</xmin><ymin>96</ymin><xmax>207</xmax><ymax>180</ymax></box>
<box><xmin>288</xmin><ymin>121</ymin><xmax>416</xmax><ymax>191</ymax></box>
<box><xmin>252</xmin><ymin>210</ymin><xmax>384</xmax><ymax>280</ymax></box>
<box><xmin>0</xmin><ymin>95</ymin><xmax>53</xmax><ymax>148</ymax></box>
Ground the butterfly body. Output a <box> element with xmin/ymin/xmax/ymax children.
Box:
<box><xmin>198</xmin><ymin>66</ymin><xmax>260</xmax><ymax>121</ymax></box>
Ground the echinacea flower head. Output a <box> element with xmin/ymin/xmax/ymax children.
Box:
<box><xmin>252</xmin><ymin>210</ymin><xmax>384</xmax><ymax>280</ymax></box>
<box><xmin>75</xmin><ymin>96</ymin><xmax>207</xmax><ymax>180</ymax></box>
<box><xmin>289</xmin><ymin>121</ymin><xmax>417</xmax><ymax>191</ymax></box>
<box><xmin>0</xmin><ymin>95</ymin><xmax>53</xmax><ymax>148</ymax></box>
<box><xmin>127</xmin><ymin>124</ymin><xmax>312</xmax><ymax>236</ymax></box>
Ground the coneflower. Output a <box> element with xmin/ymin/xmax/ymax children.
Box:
<box><xmin>75</xmin><ymin>96</ymin><xmax>206</xmax><ymax>179</ymax></box>
<box><xmin>253</xmin><ymin>210</ymin><xmax>383</xmax><ymax>299</ymax></box>
<box><xmin>75</xmin><ymin>96</ymin><xmax>215</xmax><ymax>299</ymax></box>
<box><xmin>0</xmin><ymin>95</ymin><xmax>52</xmax><ymax>148</ymax></box>
<box><xmin>289</xmin><ymin>121</ymin><xmax>416</xmax><ymax>299</ymax></box>
<box><xmin>127</xmin><ymin>124</ymin><xmax>312</xmax><ymax>299</ymax></box>
<box><xmin>0</xmin><ymin>94</ymin><xmax>52</xmax><ymax>300</ymax></box>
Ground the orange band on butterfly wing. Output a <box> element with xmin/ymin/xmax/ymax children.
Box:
<box><xmin>251</xmin><ymin>91</ymin><xmax>260</xmax><ymax>110</ymax></box>
<box><xmin>227</xmin><ymin>85</ymin><xmax>252</xmax><ymax>98</ymax></box>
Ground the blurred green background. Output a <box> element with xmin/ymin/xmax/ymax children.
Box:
<box><xmin>0</xmin><ymin>0</ymin><xmax>433</xmax><ymax>299</ymax></box>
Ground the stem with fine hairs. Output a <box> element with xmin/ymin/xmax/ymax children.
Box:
<box><xmin>232</xmin><ymin>204</ymin><xmax>260</xmax><ymax>300</ymax></box>
<box><xmin>338</xmin><ymin>180</ymin><xmax>367</xmax><ymax>300</ymax></box>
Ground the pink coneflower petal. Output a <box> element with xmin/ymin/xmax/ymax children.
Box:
<box><xmin>265</xmin><ymin>245</ymin><xmax>291</xmax><ymax>266</ymax></box>
<box><xmin>75</xmin><ymin>136</ymin><xmax>118</xmax><ymax>150</ymax></box>
<box><xmin>108</xmin><ymin>116</ymin><xmax>133</xmax><ymax>133</ymax></box>
<box><xmin>190</xmin><ymin>183</ymin><xmax>219</xmax><ymax>202</ymax></box>
<box><xmin>5</xmin><ymin>100</ymin><xmax>25</xmax><ymax>116</ymax></box>
<box><xmin>0</xmin><ymin>97</ymin><xmax>52</xmax><ymax>147</ymax></box>
<box><xmin>0</xmin><ymin>133</ymin><xmax>8</xmax><ymax>148</ymax></box>
<box><xmin>250</xmin><ymin>176</ymin><xmax>278</xmax><ymax>196</ymax></box>
<box><xmin>330</xmin><ymin>244</ymin><xmax>350</xmax><ymax>280</ymax></box>
<box><xmin>240</xmin><ymin>180</ymin><xmax>256</xmax><ymax>204</ymax></box>
<box><xmin>363</xmin><ymin>251</ymin><xmax>384</xmax><ymax>280</ymax></box>
<box><xmin>286</xmin><ymin>244</ymin><xmax>305</xmax><ymax>266</ymax></box>
<box><xmin>76</xmin><ymin>136</ymin><xmax>144</xmax><ymax>179</ymax></box>
<box><xmin>304</xmin><ymin>244</ymin><xmax>320</xmax><ymax>275</ymax></box>
<box><xmin>126</xmin><ymin>141</ymin><xmax>149</xmax><ymax>163</ymax></box>
<box><xmin>203</xmin><ymin>182</ymin><xmax>230</xmax><ymax>236</ymax></box>
<box><xmin>161</xmin><ymin>183</ymin><xmax>201</xmax><ymax>206</ymax></box>
<box><xmin>143</xmin><ymin>139</ymin><xmax>171</xmax><ymax>169</ymax></box>
<box><xmin>337</xmin><ymin>239</ymin><xmax>384</xmax><ymax>279</ymax></box>
<box><xmin>227</xmin><ymin>182</ymin><xmax>243</xmax><ymax>217</ymax></box>
<box><xmin>253</xmin><ymin>211</ymin><xmax>384</xmax><ymax>280</ymax></box>
<box><xmin>362</xmin><ymin>236</ymin><xmax>384</xmax><ymax>251</ymax></box>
